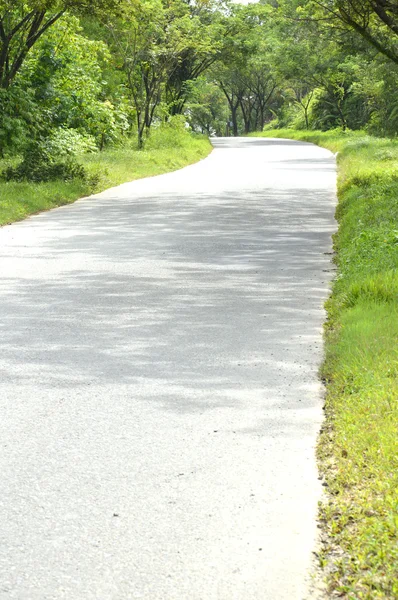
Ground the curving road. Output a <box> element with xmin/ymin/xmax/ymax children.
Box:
<box><xmin>0</xmin><ymin>138</ymin><xmax>336</xmax><ymax>599</ymax></box>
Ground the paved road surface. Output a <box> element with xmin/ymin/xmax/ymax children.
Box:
<box><xmin>0</xmin><ymin>138</ymin><xmax>336</xmax><ymax>599</ymax></box>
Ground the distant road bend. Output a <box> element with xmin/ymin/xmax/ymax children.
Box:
<box><xmin>0</xmin><ymin>138</ymin><xmax>336</xmax><ymax>599</ymax></box>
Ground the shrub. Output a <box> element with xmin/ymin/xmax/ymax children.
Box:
<box><xmin>43</xmin><ymin>128</ymin><xmax>98</xmax><ymax>156</ymax></box>
<box><xmin>2</xmin><ymin>138</ymin><xmax>89</xmax><ymax>183</ymax></box>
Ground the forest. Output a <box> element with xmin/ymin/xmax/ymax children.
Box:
<box><xmin>1</xmin><ymin>0</ymin><xmax>398</xmax><ymax>181</ymax></box>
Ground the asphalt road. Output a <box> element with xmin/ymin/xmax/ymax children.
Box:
<box><xmin>0</xmin><ymin>138</ymin><xmax>336</xmax><ymax>600</ymax></box>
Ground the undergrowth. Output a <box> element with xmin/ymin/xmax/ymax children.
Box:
<box><xmin>0</xmin><ymin>125</ymin><xmax>211</xmax><ymax>226</ymax></box>
<box><xmin>253</xmin><ymin>129</ymin><xmax>398</xmax><ymax>598</ymax></box>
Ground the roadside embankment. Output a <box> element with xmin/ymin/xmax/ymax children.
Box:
<box><xmin>0</xmin><ymin>128</ymin><xmax>211</xmax><ymax>226</ymax></box>
<box><xmin>253</xmin><ymin>130</ymin><xmax>398</xmax><ymax>598</ymax></box>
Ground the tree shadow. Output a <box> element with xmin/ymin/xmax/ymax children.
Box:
<box><xmin>0</xmin><ymin>178</ymin><xmax>335</xmax><ymax>437</ymax></box>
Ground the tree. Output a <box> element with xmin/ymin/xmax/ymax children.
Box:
<box><xmin>0</xmin><ymin>0</ymin><xmax>120</xmax><ymax>89</ymax></box>
<box><xmin>296</xmin><ymin>0</ymin><xmax>398</xmax><ymax>65</ymax></box>
<box><xmin>107</xmin><ymin>0</ymin><xmax>188</xmax><ymax>147</ymax></box>
<box><xmin>218</xmin><ymin>70</ymin><xmax>245</xmax><ymax>136</ymax></box>
<box><xmin>241</xmin><ymin>56</ymin><xmax>277</xmax><ymax>131</ymax></box>
<box><xmin>212</xmin><ymin>2</ymin><xmax>276</xmax><ymax>135</ymax></box>
<box><xmin>185</xmin><ymin>78</ymin><xmax>228</xmax><ymax>135</ymax></box>
<box><xmin>164</xmin><ymin>0</ymin><xmax>231</xmax><ymax>116</ymax></box>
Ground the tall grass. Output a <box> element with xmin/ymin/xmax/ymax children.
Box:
<box><xmin>253</xmin><ymin>129</ymin><xmax>398</xmax><ymax>598</ymax></box>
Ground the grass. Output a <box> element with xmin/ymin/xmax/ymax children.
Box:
<box><xmin>253</xmin><ymin>129</ymin><xmax>398</xmax><ymax>598</ymax></box>
<box><xmin>0</xmin><ymin>127</ymin><xmax>212</xmax><ymax>226</ymax></box>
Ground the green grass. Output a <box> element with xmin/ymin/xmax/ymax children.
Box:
<box><xmin>0</xmin><ymin>129</ymin><xmax>211</xmax><ymax>226</ymax></box>
<box><xmin>253</xmin><ymin>129</ymin><xmax>398</xmax><ymax>598</ymax></box>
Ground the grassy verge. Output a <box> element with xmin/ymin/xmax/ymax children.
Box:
<box><xmin>0</xmin><ymin>129</ymin><xmax>211</xmax><ymax>226</ymax></box>
<box><xmin>253</xmin><ymin>129</ymin><xmax>398</xmax><ymax>598</ymax></box>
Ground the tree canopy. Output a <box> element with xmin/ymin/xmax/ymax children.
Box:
<box><xmin>1</xmin><ymin>0</ymin><xmax>397</xmax><ymax>165</ymax></box>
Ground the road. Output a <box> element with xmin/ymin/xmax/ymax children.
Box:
<box><xmin>0</xmin><ymin>138</ymin><xmax>336</xmax><ymax>599</ymax></box>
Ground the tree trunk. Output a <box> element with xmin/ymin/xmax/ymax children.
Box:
<box><xmin>0</xmin><ymin>10</ymin><xmax>65</xmax><ymax>89</ymax></box>
<box><xmin>137</xmin><ymin>112</ymin><xmax>144</xmax><ymax>149</ymax></box>
<box><xmin>231</xmin><ymin>106</ymin><xmax>238</xmax><ymax>137</ymax></box>
<box><xmin>240</xmin><ymin>103</ymin><xmax>250</xmax><ymax>134</ymax></box>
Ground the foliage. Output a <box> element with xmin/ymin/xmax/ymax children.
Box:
<box><xmin>0</xmin><ymin>126</ymin><xmax>211</xmax><ymax>225</ymax></box>
<box><xmin>0</xmin><ymin>85</ymin><xmax>39</xmax><ymax>156</ymax></box>
<box><xmin>23</xmin><ymin>15</ymin><xmax>128</xmax><ymax>147</ymax></box>
<box><xmin>185</xmin><ymin>78</ymin><xmax>228</xmax><ymax>135</ymax></box>
<box><xmin>300</xmin><ymin>0</ymin><xmax>398</xmax><ymax>65</ymax></box>
<box><xmin>2</xmin><ymin>138</ymin><xmax>88</xmax><ymax>183</ymax></box>
<box><xmin>41</xmin><ymin>127</ymin><xmax>98</xmax><ymax>155</ymax></box>
<box><xmin>1</xmin><ymin>0</ymin><xmax>398</xmax><ymax>157</ymax></box>
<box><xmin>208</xmin><ymin>3</ymin><xmax>280</xmax><ymax>135</ymax></box>
<box><xmin>0</xmin><ymin>13</ymin><xmax>128</xmax><ymax>156</ymax></box>
<box><xmin>105</xmin><ymin>0</ymin><xmax>231</xmax><ymax>146</ymax></box>
<box><xmin>0</xmin><ymin>0</ymin><xmax>120</xmax><ymax>89</ymax></box>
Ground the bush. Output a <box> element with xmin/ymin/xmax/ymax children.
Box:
<box><xmin>43</xmin><ymin>128</ymin><xmax>98</xmax><ymax>156</ymax></box>
<box><xmin>2</xmin><ymin>138</ymin><xmax>89</xmax><ymax>183</ymax></box>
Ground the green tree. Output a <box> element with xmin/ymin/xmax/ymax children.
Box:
<box><xmin>107</xmin><ymin>0</ymin><xmax>181</xmax><ymax>147</ymax></box>
<box><xmin>0</xmin><ymin>0</ymin><xmax>120</xmax><ymax>89</ymax></box>
<box><xmin>185</xmin><ymin>78</ymin><xmax>228</xmax><ymax>135</ymax></box>
<box><xmin>212</xmin><ymin>3</ymin><xmax>275</xmax><ymax>135</ymax></box>
<box><xmin>164</xmin><ymin>0</ymin><xmax>231</xmax><ymax>116</ymax></box>
<box><xmin>308</xmin><ymin>0</ymin><xmax>398</xmax><ymax>65</ymax></box>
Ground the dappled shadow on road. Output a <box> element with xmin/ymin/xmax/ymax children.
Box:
<box><xmin>0</xmin><ymin>179</ymin><xmax>335</xmax><ymax>438</ymax></box>
<box><xmin>211</xmin><ymin>137</ymin><xmax>312</xmax><ymax>148</ymax></box>
<box><xmin>273</xmin><ymin>158</ymin><xmax>336</xmax><ymax>171</ymax></box>
<box><xmin>0</xmin><ymin>139</ymin><xmax>340</xmax><ymax>600</ymax></box>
